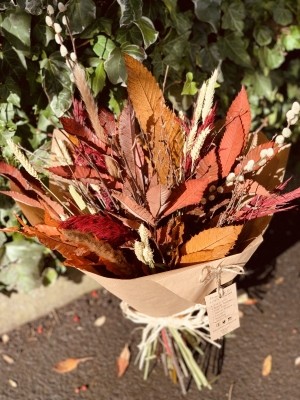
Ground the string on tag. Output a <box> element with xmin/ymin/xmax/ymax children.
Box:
<box><xmin>200</xmin><ymin>263</ymin><xmax>245</xmax><ymax>298</ymax></box>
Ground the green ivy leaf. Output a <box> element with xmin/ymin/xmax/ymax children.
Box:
<box><xmin>117</xmin><ymin>0</ymin><xmax>143</xmax><ymax>25</ymax></box>
<box><xmin>243</xmin><ymin>71</ymin><xmax>274</xmax><ymax>100</ymax></box>
<box><xmin>181</xmin><ymin>72</ymin><xmax>198</xmax><ymax>95</ymax></box>
<box><xmin>163</xmin><ymin>0</ymin><xmax>192</xmax><ymax>35</ymax></box>
<box><xmin>121</xmin><ymin>43</ymin><xmax>146</xmax><ymax>60</ymax></box>
<box><xmin>66</xmin><ymin>0</ymin><xmax>96</xmax><ymax>35</ymax></box>
<box><xmin>40</xmin><ymin>52</ymin><xmax>73</xmax><ymax>117</ymax></box>
<box><xmin>199</xmin><ymin>43</ymin><xmax>221</xmax><ymax>72</ymax></box>
<box><xmin>133</xmin><ymin>16</ymin><xmax>158</xmax><ymax>49</ymax></box>
<box><xmin>272</xmin><ymin>5</ymin><xmax>293</xmax><ymax>26</ymax></box>
<box><xmin>18</xmin><ymin>0</ymin><xmax>44</xmax><ymax>15</ymax></box>
<box><xmin>104</xmin><ymin>47</ymin><xmax>126</xmax><ymax>85</ymax></box>
<box><xmin>93</xmin><ymin>35</ymin><xmax>116</xmax><ymax>59</ymax></box>
<box><xmin>219</xmin><ymin>33</ymin><xmax>252</xmax><ymax>68</ymax></box>
<box><xmin>91</xmin><ymin>60</ymin><xmax>106</xmax><ymax>96</ymax></box>
<box><xmin>255</xmin><ymin>45</ymin><xmax>285</xmax><ymax>73</ymax></box>
<box><xmin>221</xmin><ymin>0</ymin><xmax>245</xmax><ymax>32</ymax></box>
<box><xmin>281</xmin><ymin>26</ymin><xmax>300</xmax><ymax>51</ymax></box>
<box><xmin>253</xmin><ymin>26</ymin><xmax>273</xmax><ymax>46</ymax></box>
<box><xmin>0</xmin><ymin>240</ymin><xmax>44</xmax><ymax>293</ymax></box>
<box><xmin>1</xmin><ymin>9</ymin><xmax>31</xmax><ymax>54</ymax></box>
<box><xmin>192</xmin><ymin>0</ymin><xmax>221</xmax><ymax>32</ymax></box>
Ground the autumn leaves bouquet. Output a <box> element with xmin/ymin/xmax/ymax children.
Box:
<box><xmin>1</xmin><ymin>50</ymin><xmax>300</xmax><ymax>391</ymax></box>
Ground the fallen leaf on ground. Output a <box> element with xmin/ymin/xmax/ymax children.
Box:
<box><xmin>295</xmin><ymin>357</ymin><xmax>300</xmax><ymax>367</ymax></box>
<box><xmin>94</xmin><ymin>316</ymin><xmax>106</xmax><ymax>327</ymax></box>
<box><xmin>262</xmin><ymin>354</ymin><xmax>272</xmax><ymax>376</ymax></box>
<box><xmin>116</xmin><ymin>344</ymin><xmax>130</xmax><ymax>377</ymax></box>
<box><xmin>275</xmin><ymin>276</ymin><xmax>284</xmax><ymax>285</ymax></box>
<box><xmin>8</xmin><ymin>379</ymin><xmax>17</xmax><ymax>388</ymax></box>
<box><xmin>2</xmin><ymin>354</ymin><xmax>15</xmax><ymax>364</ymax></box>
<box><xmin>238</xmin><ymin>293</ymin><xmax>257</xmax><ymax>305</ymax></box>
<box><xmin>53</xmin><ymin>357</ymin><xmax>93</xmax><ymax>374</ymax></box>
<box><xmin>1</xmin><ymin>334</ymin><xmax>9</xmax><ymax>344</ymax></box>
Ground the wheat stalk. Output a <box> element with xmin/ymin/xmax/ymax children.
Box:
<box><xmin>6</xmin><ymin>139</ymin><xmax>39</xmax><ymax>180</ymax></box>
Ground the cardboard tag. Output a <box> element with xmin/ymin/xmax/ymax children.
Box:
<box><xmin>205</xmin><ymin>283</ymin><xmax>240</xmax><ymax>340</ymax></box>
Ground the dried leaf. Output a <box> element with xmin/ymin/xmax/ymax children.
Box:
<box><xmin>124</xmin><ymin>54</ymin><xmax>183</xmax><ymax>185</ymax></box>
<box><xmin>1</xmin><ymin>334</ymin><xmax>9</xmax><ymax>344</ymax></box>
<box><xmin>0</xmin><ymin>190</ymin><xmax>43</xmax><ymax>209</ymax></box>
<box><xmin>0</xmin><ymin>161</ymin><xmax>32</xmax><ymax>191</ymax></box>
<box><xmin>112</xmin><ymin>191</ymin><xmax>156</xmax><ymax>226</ymax></box>
<box><xmin>146</xmin><ymin>184</ymin><xmax>171</xmax><ymax>217</ymax></box>
<box><xmin>262</xmin><ymin>355</ymin><xmax>272</xmax><ymax>377</ymax></box>
<box><xmin>116</xmin><ymin>344</ymin><xmax>130</xmax><ymax>378</ymax></box>
<box><xmin>2</xmin><ymin>354</ymin><xmax>15</xmax><ymax>364</ymax></box>
<box><xmin>180</xmin><ymin>225</ymin><xmax>242</xmax><ymax>265</ymax></box>
<box><xmin>94</xmin><ymin>316</ymin><xmax>106</xmax><ymax>327</ymax></box>
<box><xmin>162</xmin><ymin>178</ymin><xmax>208</xmax><ymax>217</ymax></box>
<box><xmin>219</xmin><ymin>87</ymin><xmax>251</xmax><ymax>177</ymax></box>
<box><xmin>195</xmin><ymin>148</ymin><xmax>219</xmax><ymax>182</ymax></box>
<box><xmin>53</xmin><ymin>357</ymin><xmax>93</xmax><ymax>374</ymax></box>
<box><xmin>234</xmin><ymin>141</ymin><xmax>278</xmax><ymax>175</ymax></box>
<box><xmin>8</xmin><ymin>379</ymin><xmax>18</xmax><ymax>388</ymax></box>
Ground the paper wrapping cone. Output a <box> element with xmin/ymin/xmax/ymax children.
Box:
<box><xmin>82</xmin><ymin>235</ymin><xmax>262</xmax><ymax>317</ymax></box>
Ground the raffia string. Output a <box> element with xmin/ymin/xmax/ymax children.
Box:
<box><xmin>200</xmin><ymin>263</ymin><xmax>245</xmax><ymax>298</ymax></box>
<box><xmin>120</xmin><ymin>301</ymin><xmax>220</xmax><ymax>372</ymax></box>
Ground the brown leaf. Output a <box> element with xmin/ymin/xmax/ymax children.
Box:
<box><xmin>180</xmin><ymin>225</ymin><xmax>242</xmax><ymax>265</ymax></box>
<box><xmin>219</xmin><ymin>87</ymin><xmax>251</xmax><ymax>177</ymax></box>
<box><xmin>262</xmin><ymin>355</ymin><xmax>272</xmax><ymax>377</ymax></box>
<box><xmin>53</xmin><ymin>357</ymin><xmax>93</xmax><ymax>374</ymax></box>
<box><xmin>124</xmin><ymin>55</ymin><xmax>183</xmax><ymax>185</ymax></box>
<box><xmin>116</xmin><ymin>344</ymin><xmax>130</xmax><ymax>378</ymax></box>
<box><xmin>162</xmin><ymin>178</ymin><xmax>208</xmax><ymax>217</ymax></box>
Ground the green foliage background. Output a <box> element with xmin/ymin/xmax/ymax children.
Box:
<box><xmin>0</xmin><ymin>0</ymin><xmax>299</xmax><ymax>291</ymax></box>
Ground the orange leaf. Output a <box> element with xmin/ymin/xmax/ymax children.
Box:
<box><xmin>124</xmin><ymin>55</ymin><xmax>183</xmax><ymax>185</ymax></box>
<box><xmin>162</xmin><ymin>178</ymin><xmax>208</xmax><ymax>217</ymax></box>
<box><xmin>116</xmin><ymin>344</ymin><xmax>130</xmax><ymax>378</ymax></box>
<box><xmin>53</xmin><ymin>357</ymin><xmax>93</xmax><ymax>374</ymax></box>
<box><xmin>180</xmin><ymin>225</ymin><xmax>242</xmax><ymax>265</ymax></box>
<box><xmin>262</xmin><ymin>355</ymin><xmax>272</xmax><ymax>377</ymax></box>
<box><xmin>219</xmin><ymin>87</ymin><xmax>251</xmax><ymax>177</ymax></box>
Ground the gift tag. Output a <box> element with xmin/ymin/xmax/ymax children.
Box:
<box><xmin>205</xmin><ymin>283</ymin><xmax>240</xmax><ymax>341</ymax></box>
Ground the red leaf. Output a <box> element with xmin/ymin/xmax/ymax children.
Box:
<box><xmin>219</xmin><ymin>87</ymin><xmax>251</xmax><ymax>177</ymax></box>
<box><xmin>99</xmin><ymin>108</ymin><xmax>117</xmax><ymax>136</ymax></box>
<box><xmin>48</xmin><ymin>165</ymin><xmax>100</xmax><ymax>180</ymax></box>
<box><xmin>0</xmin><ymin>162</ymin><xmax>32</xmax><ymax>191</ymax></box>
<box><xmin>0</xmin><ymin>190</ymin><xmax>43</xmax><ymax>209</ymax></box>
<box><xmin>162</xmin><ymin>178</ymin><xmax>208</xmax><ymax>217</ymax></box>
<box><xmin>195</xmin><ymin>148</ymin><xmax>219</xmax><ymax>182</ymax></box>
<box><xmin>60</xmin><ymin>117</ymin><xmax>105</xmax><ymax>150</ymax></box>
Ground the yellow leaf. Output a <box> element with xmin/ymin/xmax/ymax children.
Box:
<box><xmin>180</xmin><ymin>225</ymin><xmax>242</xmax><ymax>265</ymax></box>
<box><xmin>124</xmin><ymin>55</ymin><xmax>183</xmax><ymax>185</ymax></box>
<box><xmin>53</xmin><ymin>357</ymin><xmax>93</xmax><ymax>374</ymax></box>
<box><xmin>116</xmin><ymin>344</ymin><xmax>131</xmax><ymax>378</ymax></box>
<box><xmin>262</xmin><ymin>354</ymin><xmax>272</xmax><ymax>376</ymax></box>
